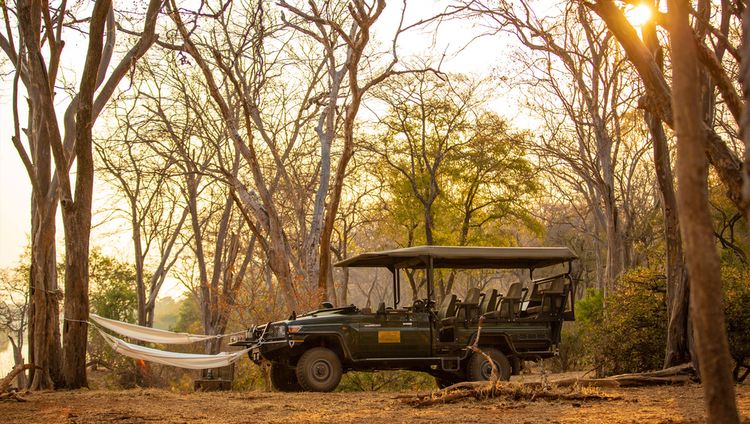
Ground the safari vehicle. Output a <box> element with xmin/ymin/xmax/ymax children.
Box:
<box><xmin>229</xmin><ymin>246</ymin><xmax>578</xmax><ymax>392</ymax></box>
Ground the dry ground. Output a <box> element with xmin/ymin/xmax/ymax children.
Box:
<box><xmin>2</xmin><ymin>382</ymin><xmax>749</xmax><ymax>424</ymax></box>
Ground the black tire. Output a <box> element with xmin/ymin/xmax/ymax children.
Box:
<box><xmin>511</xmin><ymin>356</ymin><xmax>522</xmax><ymax>375</ymax></box>
<box><xmin>270</xmin><ymin>363</ymin><xmax>302</xmax><ymax>392</ymax></box>
<box><xmin>295</xmin><ymin>347</ymin><xmax>343</xmax><ymax>392</ymax></box>
<box><xmin>467</xmin><ymin>347</ymin><xmax>511</xmax><ymax>382</ymax></box>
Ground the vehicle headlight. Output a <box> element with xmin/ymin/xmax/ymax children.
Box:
<box><xmin>269</xmin><ymin>324</ymin><xmax>287</xmax><ymax>339</ymax></box>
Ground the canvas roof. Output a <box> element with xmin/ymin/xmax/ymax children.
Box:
<box><xmin>334</xmin><ymin>246</ymin><xmax>577</xmax><ymax>269</ymax></box>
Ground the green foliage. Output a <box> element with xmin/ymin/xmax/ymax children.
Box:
<box><xmin>567</xmin><ymin>269</ymin><xmax>667</xmax><ymax>376</ymax></box>
<box><xmin>553</xmin><ymin>289</ymin><xmax>603</xmax><ymax>372</ymax></box>
<box><xmin>575</xmin><ymin>288</ymin><xmax>603</xmax><ymax>324</ymax></box>
<box><xmin>89</xmin><ymin>249</ymin><xmax>138</xmax><ymax>322</ymax></box>
<box><xmin>153</xmin><ymin>296</ymin><xmax>182</xmax><ymax>330</ymax></box>
<box><xmin>86</xmin><ymin>249</ymin><xmax>141</xmax><ymax>387</ymax></box>
<box><xmin>370</xmin><ymin>73</ymin><xmax>542</xmax><ymax>249</ymax></box>
<box><xmin>722</xmin><ymin>265</ymin><xmax>750</xmax><ymax>381</ymax></box>
<box><xmin>555</xmin><ymin>323</ymin><xmax>586</xmax><ymax>372</ymax></box>
<box><xmin>171</xmin><ymin>296</ymin><xmax>203</xmax><ymax>334</ymax></box>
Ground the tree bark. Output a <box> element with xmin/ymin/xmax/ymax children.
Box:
<box><xmin>741</xmin><ymin>0</ymin><xmax>750</xmax><ymax>225</ymax></box>
<box><xmin>669</xmin><ymin>0</ymin><xmax>739</xmax><ymax>421</ymax></box>
<box><xmin>60</xmin><ymin>0</ymin><xmax>111</xmax><ymax>389</ymax></box>
<box><xmin>641</xmin><ymin>13</ymin><xmax>691</xmax><ymax>369</ymax></box>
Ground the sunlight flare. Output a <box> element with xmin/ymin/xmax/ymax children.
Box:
<box><xmin>626</xmin><ymin>3</ymin><xmax>653</xmax><ymax>27</ymax></box>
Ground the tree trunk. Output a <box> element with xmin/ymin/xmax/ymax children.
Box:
<box><xmin>669</xmin><ymin>1</ymin><xmax>739</xmax><ymax>421</ymax></box>
<box><xmin>642</xmin><ymin>17</ymin><xmax>691</xmax><ymax>368</ymax></box>
<box><xmin>60</xmin><ymin>0</ymin><xmax>111</xmax><ymax>388</ymax></box>
<box><xmin>28</xmin><ymin>129</ymin><xmax>62</xmax><ymax>391</ymax></box>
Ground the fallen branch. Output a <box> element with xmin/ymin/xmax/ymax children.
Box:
<box><xmin>1</xmin><ymin>364</ymin><xmax>35</xmax><ymax>393</ymax></box>
<box><xmin>537</xmin><ymin>363</ymin><xmax>698</xmax><ymax>388</ymax></box>
<box><xmin>396</xmin><ymin>360</ymin><xmax>695</xmax><ymax>407</ymax></box>
<box><xmin>399</xmin><ymin>381</ymin><xmax>619</xmax><ymax>407</ymax></box>
<box><xmin>1</xmin><ymin>364</ymin><xmax>39</xmax><ymax>402</ymax></box>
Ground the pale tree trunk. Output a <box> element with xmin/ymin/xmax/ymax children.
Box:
<box><xmin>16</xmin><ymin>0</ymin><xmax>64</xmax><ymax>389</ymax></box>
<box><xmin>641</xmin><ymin>15</ymin><xmax>691</xmax><ymax>368</ymax></box>
<box><xmin>669</xmin><ymin>0</ymin><xmax>739</xmax><ymax>422</ymax></box>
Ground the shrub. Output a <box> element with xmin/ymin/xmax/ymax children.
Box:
<box><xmin>554</xmin><ymin>322</ymin><xmax>586</xmax><ymax>372</ymax></box>
<box><xmin>722</xmin><ymin>266</ymin><xmax>750</xmax><ymax>382</ymax></box>
<box><xmin>575</xmin><ymin>269</ymin><xmax>667</xmax><ymax>376</ymax></box>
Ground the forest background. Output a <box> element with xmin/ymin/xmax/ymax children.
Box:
<box><xmin>0</xmin><ymin>1</ymin><xmax>749</xmax><ymax>421</ymax></box>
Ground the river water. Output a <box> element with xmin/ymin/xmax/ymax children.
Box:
<box><xmin>0</xmin><ymin>334</ymin><xmax>17</xmax><ymax>376</ymax></box>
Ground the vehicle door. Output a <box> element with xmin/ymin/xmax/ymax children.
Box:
<box><xmin>352</xmin><ymin>310</ymin><xmax>431</xmax><ymax>359</ymax></box>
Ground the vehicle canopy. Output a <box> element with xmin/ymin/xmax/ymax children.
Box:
<box><xmin>334</xmin><ymin>245</ymin><xmax>577</xmax><ymax>270</ymax></box>
<box><xmin>334</xmin><ymin>246</ymin><xmax>578</xmax><ymax>307</ymax></box>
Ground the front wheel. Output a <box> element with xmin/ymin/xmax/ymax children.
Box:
<box><xmin>295</xmin><ymin>347</ymin><xmax>343</xmax><ymax>392</ymax></box>
<box><xmin>467</xmin><ymin>347</ymin><xmax>511</xmax><ymax>382</ymax></box>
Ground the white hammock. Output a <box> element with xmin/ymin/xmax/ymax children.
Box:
<box><xmin>97</xmin><ymin>329</ymin><xmax>251</xmax><ymax>370</ymax></box>
<box><xmin>90</xmin><ymin>314</ymin><xmax>218</xmax><ymax>344</ymax></box>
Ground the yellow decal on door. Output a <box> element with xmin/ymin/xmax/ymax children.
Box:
<box><xmin>378</xmin><ymin>330</ymin><xmax>401</xmax><ymax>343</ymax></box>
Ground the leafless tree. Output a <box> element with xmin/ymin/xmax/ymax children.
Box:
<box><xmin>1</xmin><ymin>0</ymin><xmax>164</xmax><ymax>389</ymax></box>
<box><xmin>0</xmin><ymin>266</ymin><xmax>30</xmax><ymax>388</ymax></box>
<box><xmin>161</xmin><ymin>0</ymin><xmax>417</xmax><ymax>311</ymax></box>
<box><xmin>96</xmin><ymin>89</ymin><xmax>189</xmax><ymax>328</ymax></box>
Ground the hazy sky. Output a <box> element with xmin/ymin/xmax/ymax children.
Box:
<box><xmin>0</xmin><ymin>1</ymin><xmax>524</xmax><ymax>269</ymax></box>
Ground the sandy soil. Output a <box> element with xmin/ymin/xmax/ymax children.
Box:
<box><xmin>2</xmin><ymin>383</ymin><xmax>749</xmax><ymax>424</ymax></box>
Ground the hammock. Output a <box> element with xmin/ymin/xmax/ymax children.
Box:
<box><xmin>96</xmin><ymin>328</ymin><xmax>251</xmax><ymax>370</ymax></box>
<box><xmin>90</xmin><ymin>314</ymin><xmax>219</xmax><ymax>344</ymax></box>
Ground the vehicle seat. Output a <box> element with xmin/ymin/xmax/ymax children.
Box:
<box><xmin>527</xmin><ymin>278</ymin><xmax>566</xmax><ymax>315</ymax></box>
<box><xmin>480</xmin><ymin>289</ymin><xmax>500</xmax><ymax>314</ymax></box>
<box><xmin>456</xmin><ymin>287</ymin><xmax>482</xmax><ymax>321</ymax></box>
<box><xmin>485</xmin><ymin>282</ymin><xmax>522</xmax><ymax>320</ymax></box>
<box><xmin>437</xmin><ymin>294</ymin><xmax>458</xmax><ymax>320</ymax></box>
<box><xmin>464</xmin><ymin>287</ymin><xmax>481</xmax><ymax>305</ymax></box>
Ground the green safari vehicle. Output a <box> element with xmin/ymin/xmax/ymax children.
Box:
<box><xmin>229</xmin><ymin>246</ymin><xmax>578</xmax><ymax>391</ymax></box>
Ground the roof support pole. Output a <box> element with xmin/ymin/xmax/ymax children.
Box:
<box><xmin>427</xmin><ymin>256</ymin><xmax>434</xmax><ymax>302</ymax></box>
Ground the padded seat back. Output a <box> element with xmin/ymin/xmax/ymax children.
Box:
<box><xmin>496</xmin><ymin>282</ymin><xmax>523</xmax><ymax>319</ymax></box>
<box><xmin>465</xmin><ymin>287</ymin><xmax>481</xmax><ymax>304</ymax></box>
<box><xmin>438</xmin><ymin>294</ymin><xmax>457</xmax><ymax>320</ymax></box>
<box><xmin>481</xmin><ymin>289</ymin><xmax>500</xmax><ymax>314</ymax></box>
<box><xmin>505</xmin><ymin>282</ymin><xmax>522</xmax><ymax>300</ymax></box>
<box><xmin>544</xmin><ymin>278</ymin><xmax>565</xmax><ymax>294</ymax></box>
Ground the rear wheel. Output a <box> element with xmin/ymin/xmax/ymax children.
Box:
<box><xmin>467</xmin><ymin>347</ymin><xmax>511</xmax><ymax>382</ymax></box>
<box><xmin>295</xmin><ymin>347</ymin><xmax>343</xmax><ymax>392</ymax></box>
<box><xmin>270</xmin><ymin>363</ymin><xmax>302</xmax><ymax>392</ymax></box>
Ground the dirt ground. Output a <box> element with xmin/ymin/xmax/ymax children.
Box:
<box><xmin>2</xmin><ymin>382</ymin><xmax>749</xmax><ymax>424</ymax></box>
